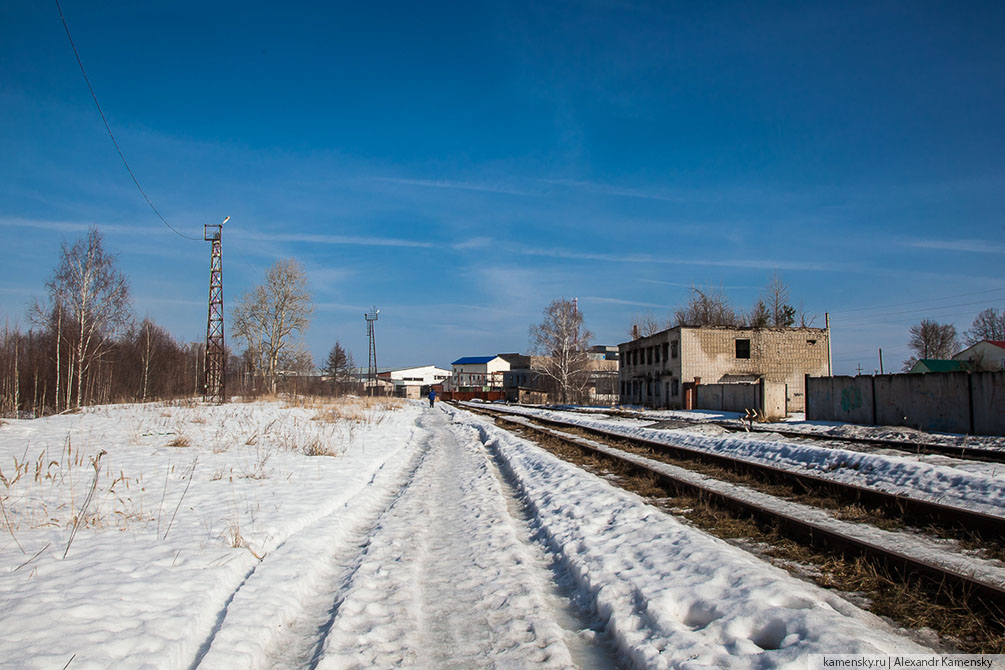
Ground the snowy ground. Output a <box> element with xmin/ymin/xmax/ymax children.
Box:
<box><xmin>478</xmin><ymin>404</ymin><xmax>1005</xmax><ymax>517</ymax></box>
<box><xmin>573</xmin><ymin>405</ymin><xmax>1005</xmax><ymax>453</ymax></box>
<box><xmin>0</xmin><ymin>399</ymin><xmax>952</xmax><ymax>669</ymax></box>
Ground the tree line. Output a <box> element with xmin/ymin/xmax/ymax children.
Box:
<box><xmin>0</xmin><ymin>227</ymin><xmax>361</xmax><ymax>418</ymax></box>
<box><xmin>902</xmin><ymin>308</ymin><xmax>1005</xmax><ymax>371</ymax></box>
<box><xmin>627</xmin><ymin>274</ymin><xmax>814</xmax><ymax>339</ymax></box>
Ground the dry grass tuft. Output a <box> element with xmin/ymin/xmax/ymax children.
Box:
<box><xmin>167</xmin><ymin>435</ymin><xmax>191</xmax><ymax>448</ymax></box>
<box><xmin>302</xmin><ymin>437</ymin><xmax>339</xmax><ymax>457</ymax></box>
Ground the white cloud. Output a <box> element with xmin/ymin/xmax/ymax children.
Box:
<box><xmin>902</xmin><ymin>238</ymin><xmax>1005</xmax><ymax>254</ymax></box>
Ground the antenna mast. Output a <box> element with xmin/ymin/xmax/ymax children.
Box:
<box><xmin>365</xmin><ymin>306</ymin><xmax>379</xmax><ymax>396</ymax></box>
<box><xmin>203</xmin><ymin>216</ymin><xmax>228</xmax><ymax>404</ymax></box>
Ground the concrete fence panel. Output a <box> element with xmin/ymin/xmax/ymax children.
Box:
<box><xmin>874</xmin><ymin>372</ymin><xmax>971</xmax><ymax>434</ymax></box>
<box><xmin>972</xmin><ymin>371</ymin><xmax>1005</xmax><ymax>436</ymax></box>
<box><xmin>807</xmin><ymin>371</ymin><xmax>1005</xmax><ymax>436</ymax></box>
<box><xmin>806</xmin><ymin>375</ymin><xmax>874</xmax><ymax>425</ymax></box>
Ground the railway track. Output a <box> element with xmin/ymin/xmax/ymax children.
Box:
<box><xmin>456</xmin><ymin>402</ymin><xmax>1005</xmax><ymax>634</ymax></box>
<box><xmin>550</xmin><ymin>405</ymin><xmax>1005</xmax><ymax>463</ymax></box>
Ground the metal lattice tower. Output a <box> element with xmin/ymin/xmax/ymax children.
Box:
<box><xmin>203</xmin><ymin>217</ymin><xmax>229</xmax><ymax>403</ymax></box>
<box><xmin>365</xmin><ymin>306</ymin><xmax>379</xmax><ymax>396</ymax></box>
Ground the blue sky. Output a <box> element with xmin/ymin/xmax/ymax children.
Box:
<box><xmin>2</xmin><ymin>1</ymin><xmax>1003</xmax><ymax>374</ymax></box>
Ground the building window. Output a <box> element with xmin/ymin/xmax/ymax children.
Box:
<box><xmin>662</xmin><ymin>342</ymin><xmax>669</xmax><ymax>361</ymax></box>
<box><xmin>736</xmin><ymin>339</ymin><xmax>751</xmax><ymax>359</ymax></box>
<box><xmin>655</xmin><ymin>346</ymin><xmax>660</xmax><ymax>363</ymax></box>
<box><xmin>655</xmin><ymin>382</ymin><xmax>660</xmax><ymax>397</ymax></box>
<box><xmin>672</xmin><ymin>379</ymin><xmax>679</xmax><ymax>396</ymax></box>
<box><xmin>671</xmin><ymin>340</ymin><xmax>678</xmax><ymax>358</ymax></box>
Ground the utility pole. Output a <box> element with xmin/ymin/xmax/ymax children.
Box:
<box><xmin>365</xmin><ymin>306</ymin><xmax>379</xmax><ymax>396</ymax></box>
<box><xmin>878</xmin><ymin>348</ymin><xmax>885</xmax><ymax>375</ymax></box>
<box><xmin>203</xmin><ymin>216</ymin><xmax>228</xmax><ymax>404</ymax></box>
<box><xmin>856</xmin><ymin>363</ymin><xmax>863</xmax><ymax>375</ymax></box>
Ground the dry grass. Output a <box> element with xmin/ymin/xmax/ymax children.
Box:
<box><xmin>167</xmin><ymin>435</ymin><xmax>191</xmax><ymax>448</ymax></box>
<box><xmin>0</xmin><ymin>439</ymin><xmax>147</xmax><ymax>535</ymax></box>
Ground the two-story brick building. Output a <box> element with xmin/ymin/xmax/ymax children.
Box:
<box><xmin>618</xmin><ymin>324</ymin><xmax>830</xmax><ymax>412</ymax></box>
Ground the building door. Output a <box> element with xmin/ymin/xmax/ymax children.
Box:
<box><xmin>682</xmin><ymin>382</ymin><xmax>697</xmax><ymax>410</ymax></box>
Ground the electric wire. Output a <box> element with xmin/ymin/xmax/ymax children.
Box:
<box><xmin>829</xmin><ymin>287</ymin><xmax>1005</xmax><ymax>316</ymax></box>
<box><xmin>55</xmin><ymin>0</ymin><xmax>200</xmax><ymax>241</ymax></box>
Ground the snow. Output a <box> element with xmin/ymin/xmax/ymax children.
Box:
<box><xmin>0</xmin><ymin>399</ymin><xmax>956</xmax><ymax>668</ymax></box>
<box><xmin>476</xmin><ymin>404</ymin><xmax>1005</xmax><ymax>518</ymax></box>
<box><xmin>447</xmin><ymin>407</ymin><xmax>933</xmax><ymax>667</ymax></box>
<box><xmin>493</xmin><ymin>413</ymin><xmax>1005</xmax><ymax>592</ymax></box>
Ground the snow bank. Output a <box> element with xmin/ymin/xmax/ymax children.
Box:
<box><xmin>0</xmin><ymin>400</ymin><xmax>420</xmax><ymax>670</ymax></box>
<box><xmin>486</xmin><ymin>405</ymin><xmax>1005</xmax><ymax>518</ymax></box>
<box><xmin>447</xmin><ymin>407</ymin><xmax>932</xmax><ymax>668</ymax></box>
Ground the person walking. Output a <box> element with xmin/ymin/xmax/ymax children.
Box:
<box><xmin>428</xmin><ymin>388</ymin><xmax>436</xmax><ymax>408</ymax></box>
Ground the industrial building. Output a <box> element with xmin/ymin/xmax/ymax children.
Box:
<box><xmin>619</xmin><ymin>324</ymin><xmax>831</xmax><ymax>413</ymax></box>
<box><xmin>378</xmin><ymin>365</ymin><xmax>452</xmax><ymax>398</ymax></box>
<box><xmin>449</xmin><ymin>355</ymin><xmax>511</xmax><ymax>391</ymax></box>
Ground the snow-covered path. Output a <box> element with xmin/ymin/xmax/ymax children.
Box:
<box><xmin>1</xmin><ymin>400</ymin><xmax>942</xmax><ymax>669</ymax></box>
<box><xmin>196</xmin><ymin>408</ymin><xmax>601</xmax><ymax>670</ymax></box>
<box><xmin>310</xmin><ymin>409</ymin><xmax>580</xmax><ymax>669</ymax></box>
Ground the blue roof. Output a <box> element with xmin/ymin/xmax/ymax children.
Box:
<box><xmin>452</xmin><ymin>356</ymin><xmax>497</xmax><ymax>365</ymax></box>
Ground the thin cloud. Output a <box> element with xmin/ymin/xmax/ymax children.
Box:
<box><xmin>541</xmin><ymin>178</ymin><xmax>688</xmax><ymax>202</ymax></box>
<box><xmin>641</xmin><ymin>279</ymin><xmax>761</xmax><ymax>290</ymax></box>
<box><xmin>581</xmin><ymin>296</ymin><xmax>675</xmax><ymax>309</ymax></box>
<box><xmin>902</xmin><ymin>238</ymin><xmax>1005</xmax><ymax>254</ymax></box>
<box><xmin>507</xmin><ymin>243</ymin><xmax>845</xmax><ymax>272</ymax></box>
<box><xmin>371</xmin><ymin>176</ymin><xmax>534</xmax><ymax>197</ymax></box>
<box><xmin>245</xmin><ymin>231</ymin><xmax>434</xmax><ymax>249</ymax></box>
<box><xmin>0</xmin><ymin>217</ymin><xmax>179</xmax><ymax>237</ymax></box>
<box><xmin>451</xmin><ymin>237</ymin><xmax>493</xmax><ymax>251</ymax></box>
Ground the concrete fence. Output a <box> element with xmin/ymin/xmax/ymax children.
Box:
<box><xmin>805</xmin><ymin>371</ymin><xmax>1005</xmax><ymax>436</ymax></box>
<box><xmin>695</xmin><ymin>379</ymin><xmax>788</xmax><ymax>419</ymax></box>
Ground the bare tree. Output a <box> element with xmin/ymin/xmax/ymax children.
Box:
<box><xmin>278</xmin><ymin>343</ymin><xmax>314</xmax><ymax>375</ymax></box>
<box><xmin>627</xmin><ymin>312</ymin><xmax>668</xmax><ymax>339</ymax></box>
<box><xmin>672</xmin><ymin>286</ymin><xmax>741</xmax><ymax>327</ymax></box>
<box><xmin>131</xmin><ymin>318</ymin><xmax>173</xmax><ymax>402</ymax></box>
<box><xmin>764</xmin><ymin>273</ymin><xmax>796</xmax><ymax>327</ymax></box>
<box><xmin>964</xmin><ymin>307</ymin><xmax>1005</xmax><ymax>345</ymax></box>
<box><xmin>530</xmin><ymin>298</ymin><xmax>593</xmax><ymax>404</ymax></box>
<box><xmin>902</xmin><ymin>319</ymin><xmax>958</xmax><ymax>371</ymax></box>
<box><xmin>34</xmin><ymin>228</ymin><xmax>131</xmax><ymax>408</ymax></box>
<box><xmin>233</xmin><ymin>259</ymin><xmax>313</xmax><ymax>394</ymax></box>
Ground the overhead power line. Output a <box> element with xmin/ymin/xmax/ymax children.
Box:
<box><xmin>830</xmin><ymin>287</ymin><xmax>1005</xmax><ymax>317</ymax></box>
<box><xmin>55</xmin><ymin>0</ymin><xmax>199</xmax><ymax>241</ymax></box>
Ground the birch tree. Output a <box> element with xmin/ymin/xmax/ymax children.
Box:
<box><xmin>38</xmin><ymin>228</ymin><xmax>131</xmax><ymax>408</ymax></box>
<box><xmin>233</xmin><ymin>259</ymin><xmax>313</xmax><ymax>394</ymax></box>
<box><xmin>530</xmin><ymin>298</ymin><xmax>593</xmax><ymax>404</ymax></box>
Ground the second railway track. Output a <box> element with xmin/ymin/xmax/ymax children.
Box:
<box><xmin>554</xmin><ymin>405</ymin><xmax>1005</xmax><ymax>463</ymax></box>
<box><xmin>456</xmin><ymin>401</ymin><xmax>1005</xmax><ymax>651</ymax></box>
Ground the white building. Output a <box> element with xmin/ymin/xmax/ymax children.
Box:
<box><xmin>450</xmin><ymin>356</ymin><xmax>511</xmax><ymax>391</ymax></box>
<box><xmin>379</xmin><ymin>365</ymin><xmax>452</xmax><ymax>399</ymax></box>
<box><xmin>953</xmin><ymin>340</ymin><xmax>1005</xmax><ymax>371</ymax></box>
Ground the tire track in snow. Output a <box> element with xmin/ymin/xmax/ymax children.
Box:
<box><xmin>192</xmin><ymin>423</ymin><xmax>430</xmax><ymax>670</ymax></box>
<box><xmin>311</xmin><ymin>409</ymin><xmax>579</xmax><ymax>669</ymax></box>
